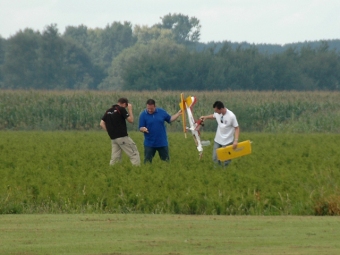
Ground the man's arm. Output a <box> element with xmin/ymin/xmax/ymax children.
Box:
<box><xmin>100</xmin><ymin>120</ymin><xmax>107</xmax><ymax>131</ymax></box>
<box><xmin>200</xmin><ymin>114</ymin><xmax>215</xmax><ymax>121</ymax></box>
<box><xmin>126</xmin><ymin>103</ymin><xmax>134</xmax><ymax>124</ymax></box>
<box><xmin>170</xmin><ymin>110</ymin><xmax>182</xmax><ymax>122</ymax></box>
<box><xmin>232</xmin><ymin>126</ymin><xmax>240</xmax><ymax>149</ymax></box>
<box><xmin>139</xmin><ymin>111</ymin><xmax>148</xmax><ymax>133</ymax></box>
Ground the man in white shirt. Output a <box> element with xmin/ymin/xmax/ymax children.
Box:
<box><xmin>200</xmin><ymin>101</ymin><xmax>240</xmax><ymax>166</ymax></box>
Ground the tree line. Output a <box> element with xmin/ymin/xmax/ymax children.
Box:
<box><xmin>0</xmin><ymin>13</ymin><xmax>339</xmax><ymax>91</ymax></box>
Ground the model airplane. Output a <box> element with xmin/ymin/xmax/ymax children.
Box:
<box><xmin>179</xmin><ymin>93</ymin><xmax>209</xmax><ymax>159</ymax></box>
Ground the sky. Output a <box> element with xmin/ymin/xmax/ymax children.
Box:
<box><xmin>1</xmin><ymin>0</ymin><xmax>339</xmax><ymax>45</ymax></box>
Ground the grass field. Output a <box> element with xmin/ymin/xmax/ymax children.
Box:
<box><xmin>1</xmin><ymin>90</ymin><xmax>340</xmax><ymax>254</ymax></box>
<box><xmin>1</xmin><ymin>131</ymin><xmax>340</xmax><ymax>215</ymax></box>
<box><xmin>1</xmin><ymin>214</ymin><xmax>340</xmax><ymax>255</ymax></box>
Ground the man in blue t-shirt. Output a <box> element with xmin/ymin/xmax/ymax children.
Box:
<box><xmin>139</xmin><ymin>99</ymin><xmax>181</xmax><ymax>163</ymax></box>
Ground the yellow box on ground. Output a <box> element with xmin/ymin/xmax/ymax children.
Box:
<box><xmin>216</xmin><ymin>140</ymin><xmax>252</xmax><ymax>161</ymax></box>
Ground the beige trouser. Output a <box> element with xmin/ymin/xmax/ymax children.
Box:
<box><xmin>110</xmin><ymin>136</ymin><xmax>140</xmax><ymax>166</ymax></box>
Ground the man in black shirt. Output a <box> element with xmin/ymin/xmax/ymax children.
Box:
<box><xmin>100</xmin><ymin>98</ymin><xmax>140</xmax><ymax>166</ymax></box>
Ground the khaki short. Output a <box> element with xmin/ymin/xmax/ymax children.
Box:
<box><xmin>110</xmin><ymin>136</ymin><xmax>140</xmax><ymax>166</ymax></box>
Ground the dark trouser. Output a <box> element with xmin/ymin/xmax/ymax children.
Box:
<box><xmin>144</xmin><ymin>146</ymin><xmax>169</xmax><ymax>163</ymax></box>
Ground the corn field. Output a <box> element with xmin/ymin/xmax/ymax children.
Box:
<box><xmin>1</xmin><ymin>90</ymin><xmax>339</xmax><ymax>132</ymax></box>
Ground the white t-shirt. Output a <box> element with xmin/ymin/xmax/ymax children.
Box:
<box><xmin>213</xmin><ymin>109</ymin><xmax>238</xmax><ymax>145</ymax></box>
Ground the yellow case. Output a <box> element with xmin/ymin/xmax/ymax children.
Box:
<box><xmin>216</xmin><ymin>140</ymin><xmax>252</xmax><ymax>161</ymax></box>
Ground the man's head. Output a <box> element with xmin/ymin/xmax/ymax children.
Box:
<box><xmin>117</xmin><ymin>98</ymin><xmax>128</xmax><ymax>107</ymax></box>
<box><xmin>146</xmin><ymin>99</ymin><xmax>156</xmax><ymax>114</ymax></box>
<box><xmin>213</xmin><ymin>101</ymin><xmax>225</xmax><ymax>114</ymax></box>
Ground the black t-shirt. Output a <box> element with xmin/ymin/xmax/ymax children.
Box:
<box><xmin>101</xmin><ymin>105</ymin><xmax>129</xmax><ymax>139</ymax></box>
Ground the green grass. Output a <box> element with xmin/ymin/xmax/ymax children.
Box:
<box><xmin>1</xmin><ymin>131</ymin><xmax>340</xmax><ymax>215</ymax></box>
<box><xmin>1</xmin><ymin>214</ymin><xmax>340</xmax><ymax>255</ymax></box>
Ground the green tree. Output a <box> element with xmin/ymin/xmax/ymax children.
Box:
<box><xmin>88</xmin><ymin>22</ymin><xmax>136</xmax><ymax>72</ymax></box>
<box><xmin>177</xmin><ymin>49</ymin><xmax>212</xmax><ymax>90</ymax></box>
<box><xmin>63</xmin><ymin>25</ymin><xmax>89</xmax><ymax>50</ymax></box>
<box><xmin>212</xmin><ymin>44</ymin><xmax>273</xmax><ymax>90</ymax></box>
<box><xmin>269</xmin><ymin>48</ymin><xmax>306</xmax><ymax>90</ymax></box>
<box><xmin>63</xmin><ymin>25</ymin><xmax>106</xmax><ymax>89</ymax></box>
<box><xmin>133</xmin><ymin>25</ymin><xmax>175</xmax><ymax>44</ymax></box>
<box><xmin>0</xmin><ymin>36</ymin><xmax>6</xmax><ymax>87</ymax></box>
<box><xmin>156</xmin><ymin>13</ymin><xmax>201</xmax><ymax>45</ymax></box>
<box><xmin>101</xmin><ymin>38</ymin><xmax>187</xmax><ymax>90</ymax></box>
<box><xmin>37</xmin><ymin>24</ymin><xmax>66</xmax><ymax>89</ymax></box>
<box><xmin>299</xmin><ymin>42</ymin><xmax>340</xmax><ymax>90</ymax></box>
<box><xmin>0</xmin><ymin>36</ymin><xmax>5</xmax><ymax>66</ymax></box>
<box><xmin>0</xmin><ymin>24</ymin><xmax>104</xmax><ymax>90</ymax></box>
<box><xmin>2</xmin><ymin>29</ymin><xmax>41</xmax><ymax>89</ymax></box>
<box><xmin>62</xmin><ymin>38</ymin><xmax>104</xmax><ymax>89</ymax></box>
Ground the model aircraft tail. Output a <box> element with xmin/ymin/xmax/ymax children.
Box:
<box><xmin>179</xmin><ymin>95</ymin><xmax>197</xmax><ymax>111</ymax></box>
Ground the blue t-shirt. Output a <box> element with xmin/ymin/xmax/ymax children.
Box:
<box><xmin>139</xmin><ymin>108</ymin><xmax>171</xmax><ymax>147</ymax></box>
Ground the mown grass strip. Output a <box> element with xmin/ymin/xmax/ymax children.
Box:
<box><xmin>0</xmin><ymin>214</ymin><xmax>340</xmax><ymax>255</ymax></box>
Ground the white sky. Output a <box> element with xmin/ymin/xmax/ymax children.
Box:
<box><xmin>0</xmin><ymin>0</ymin><xmax>339</xmax><ymax>45</ymax></box>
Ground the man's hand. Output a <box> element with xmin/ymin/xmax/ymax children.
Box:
<box><xmin>200</xmin><ymin>114</ymin><xmax>214</xmax><ymax>121</ymax></box>
<box><xmin>100</xmin><ymin>120</ymin><xmax>107</xmax><ymax>131</ymax></box>
<box><xmin>140</xmin><ymin>127</ymin><xmax>149</xmax><ymax>133</ymax></box>
<box><xmin>232</xmin><ymin>140</ymin><xmax>238</xmax><ymax>150</ymax></box>
<box><xmin>127</xmin><ymin>103</ymin><xmax>132</xmax><ymax>111</ymax></box>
